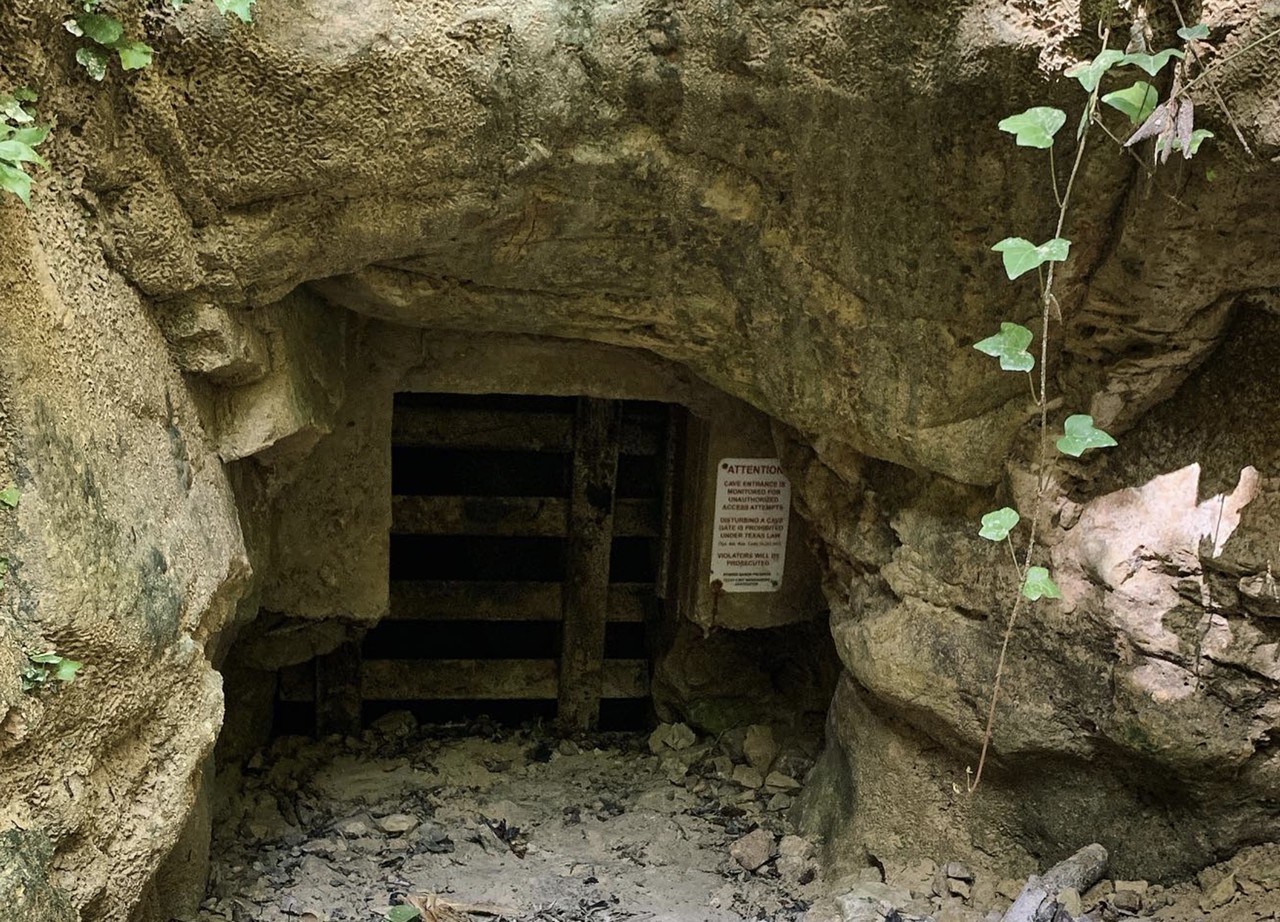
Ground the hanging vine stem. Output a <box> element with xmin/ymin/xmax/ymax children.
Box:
<box><xmin>967</xmin><ymin>27</ymin><xmax>1113</xmax><ymax>796</ymax></box>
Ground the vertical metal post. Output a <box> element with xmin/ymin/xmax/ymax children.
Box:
<box><xmin>557</xmin><ymin>397</ymin><xmax>621</xmax><ymax>730</ymax></box>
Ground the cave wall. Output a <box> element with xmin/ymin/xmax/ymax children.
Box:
<box><xmin>1</xmin><ymin>0</ymin><xmax>1280</xmax><ymax>917</ymax></box>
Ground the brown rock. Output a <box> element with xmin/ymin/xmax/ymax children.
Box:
<box><xmin>729</xmin><ymin>829</ymin><xmax>777</xmax><ymax>872</ymax></box>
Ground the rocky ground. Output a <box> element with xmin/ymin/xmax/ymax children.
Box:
<box><xmin>194</xmin><ymin>716</ymin><xmax>1280</xmax><ymax>922</ymax></box>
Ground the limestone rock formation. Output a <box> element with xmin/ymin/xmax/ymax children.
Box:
<box><xmin>1</xmin><ymin>0</ymin><xmax>1279</xmax><ymax>918</ymax></box>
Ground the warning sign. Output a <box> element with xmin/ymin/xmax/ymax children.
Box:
<box><xmin>710</xmin><ymin>458</ymin><xmax>791</xmax><ymax>593</ymax></box>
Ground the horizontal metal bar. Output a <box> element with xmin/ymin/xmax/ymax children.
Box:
<box><xmin>391</xmin><ymin>406</ymin><xmax>661</xmax><ymax>455</ymax></box>
<box><xmin>385</xmin><ymin>581</ymin><xmax>652</xmax><ymax>622</ymax></box>
<box><xmin>278</xmin><ymin>658</ymin><xmax>650</xmax><ymax>702</ymax></box>
<box><xmin>391</xmin><ymin>496</ymin><xmax>659</xmax><ymax>537</ymax></box>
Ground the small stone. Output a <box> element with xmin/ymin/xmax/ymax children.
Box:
<box><xmin>1110</xmin><ymin>889</ymin><xmax>1142</xmax><ymax>913</ymax></box>
<box><xmin>1082</xmin><ymin>879</ymin><xmax>1114</xmax><ymax>908</ymax></box>
<box><xmin>1054</xmin><ymin>887</ymin><xmax>1082</xmax><ymax>917</ymax></box>
<box><xmin>662</xmin><ymin>757</ymin><xmax>688</xmax><ymax>785</ymax></box>
<box><xmin>766</xmin><ymin>793</ymin><xmax>793</xmax><ymax>812</ymax></box>
<box><xmin>945</xmin><ymin>861</ymin><xmax>975</xmax><ymax>883</ymax></box>
<box><xmin>370</xmin><ymin>709</ymin><xmax>417</xmax><ymax>738</ymax></box>
<box><xmin>778</xmin><ymin>835</ymin><xmax>816</xmax><ymax>861</ymax></box>
<box><xmin>730</xmin><ymin>828</ymin><xmax>777</xmax><ymax>872</ymax></box>
<box><xmin>332</xmin><ymin>815</ymin><xmax>374</xmax><ymax>838</ymax></box>
<box><xmin>1200</xmin><ymin>871</ymin><xmax>1238</xmax><ymax>911</ymax></box>
<box><xmin>375</xmin><ymin>813</ymin><xmax>419</xmax><ymax>835</ymax></box>
<box><xmin>648</xmin><ymin>722</ymin><xmax>697</xmax><ymax>753</ymax></box>
<box><xmin>765</xmin><ymin>771</ymin><xmax>802</xmax><ymax>791</ymax></box>
<box><xmin>948</xmin><ymin>879</ymin><xmax>972</xmax><ymax>900</ymax></box>
<box><xmin>1113</xmin><ymin>880</ymin><xmax>1148</xmax><ymax>897</ymax></box>
<box><xmin>996</xmin><ymin>878</ymin><xmax>1025</xmax><ymax>901</ymax></box>
<box><xmin>732</xmin><ymin>764</ymin><xmax>764</xmax><ymax>789</ymax></box>
<box><xmin>558</xmin><ymin>739</ymin><xmax>580</xmax><ymax>756</ymax></box>
<box><xmin>743</xmin><ymin>725</ymin><xmax>778</xmax><ymax>772</ymax></box>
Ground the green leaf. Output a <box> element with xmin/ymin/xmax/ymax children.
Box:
<box><xmin>979</xmin><ymin>507</ymin><xmax>1021</xmax><ymax>542</ymax></box>
<box><xmin>1183</xmin><ymin>128</ymin><xmax>1214</xmax><ymax>155</ymax></box>
<box><xmin>1056</xmin><ymin>414</ymin><xmax>1118</xmax><ymax>457</ymax></box>
<box><xmin>13</xmin><ymin>87</ymin><xmax>37</xmax><ymax>103</ymax></box>
<box><xmin>1101</xmin><ymin>81</ymin><xmax>1159</xmax><ymax>125</ymax></box>
<box><xmin>76</xmin><ymin>45</ymin><xmax>111</xmax><ymax>81</ymax></box>
<box><xmin>53</xmin><ymin>658</ymin><xmax>83</xmax><ymax>682</ymax></box>
<box><xmin>385</xmin><ymin>908</ymin><xmax>422</xmax><ymax>922</ymax></box>
<box><xmin>0</xmin><ymin>486</ymin><xmax>19</xmax><ymax>508</ymax></box>
<box><xmin>1177</xmin><ymin>23</ymin><xmax>1210</xmax><ymax>41</ymax></box>
<box><xmin>1022</xmin><ymin>566</ymin><xmax>1062</xmax><ymax>601</ymax></box>
<box><xmin>0</xmin><ymin>162</ymin><xmax>32</xmax><ymax>204</ymax></box>
<box><xmin>997</xmin><ymin>107</ymin><xmax>1067</xmax><ymax>149</ymax></box>
<box><xmin>8</xmin><ymin>126</ymin><xmax>50</xmax><ymax>147</ymax></box>
<box><xmin>112</xmin><ymin>40</ymin><xmax>154</xmax><ymax>71</ymax></box>
<box><xmin>973</xmin><ymin>322</ymin><xmax>1035</xmax><ymax>372</ymax></box>
<box><xmin>74</xmin><ymin>12</ymin><xmax>124</xmax><ymax>45</ymax></box>
<box><xmin>214</xmin><ymin>0</ymin><xmax>256</xmax><ymax>22</ymax></box>
<box><xmin>0</xmin><ymin>140</ymin><xmax>46</xmax><ymax>167</ymax></box>
<box><xmin>991</xmin><ymin>237</ymin><xmax>1071</xmax><ymax>280</ymax></box>
<box><xmin>1064</xmin><ymin>49</ymin><xmax>1126</xmax><ymax>92</ymax></box>
<box><xmin>1119</xmin><ymin>48</ymin><xmax>1185</xmax><ymax>76</ymax></box>
<box><xmin>29</xmin><ymin>652</ymin><xmax>63</xmax><ymax>665</ymax></box>
<box><xmin>0</xmin><ymin>95</ymin><xmax>35</xmax><ymax>124</ymax></box>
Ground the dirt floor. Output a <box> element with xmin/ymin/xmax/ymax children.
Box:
<box><xmin>195</xmin><ymin>716</ymin><xmax>1280</xmax><ymax>922</ymax></box>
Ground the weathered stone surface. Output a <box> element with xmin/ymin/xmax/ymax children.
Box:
<box><xmin>2</xmin><ymin>0</ymin><xmax>1280</xmax><ymax>917</ymax></box>
<box><xmin>0</xmin><ymin>830</ymin><xmax>76</xmax><ymax>922</ymax></box>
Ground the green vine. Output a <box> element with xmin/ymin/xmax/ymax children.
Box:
<box><xmin>965</xmin><ymin>18</ymin><xmax>1242</xmax><ymax>793</ymax></box>
<box><xmin>0</xmin><ymin>89</ymin><xmax>49</xmax><ymax>205</ymax></box>
<box><xmin>1</xmin><ymin>1</ymin><xmax>258</xmax><ymax>205</ymax></box>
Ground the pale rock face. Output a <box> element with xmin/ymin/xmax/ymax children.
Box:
<box><xmin>1</xmin><ymin>0</ymin><xmax>1279</xmax><ymax>918</ymax></box>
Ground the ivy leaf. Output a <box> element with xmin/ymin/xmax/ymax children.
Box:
<box><xmin>1064</xmin><ymin>49</ymin><xmax>1125</xmax><ymax>92</ymax></box>
<box><xmin>979</xmin><ymin>507</ymin><xmax>1021</xmax><ymax>542</ymax></box>
<box><xmin>0</xmin><ymin>95</ymin><xmax>35</xmax><ymax>124</ymax></box>
<box><xmin>73</xmin><ymin>12</ymin><xmax>125</xmax><ymax>45</ymax></box>
<box><xmin>13</xmin><ymin>87</ymin><xmax>37</xmax><ymax>103</ymax></box>
<box><xmin>0</xmin><ymin>162</ymin><xmax>33</xmax><ymax>204</ymax></box>
<box><xmin>1056</xmin><ymin>414</ymin><xmax>1118</xmax><ymax>457</ymax></box>
<box><xmin>0</xmin><ymin>139</ymin><xmax>46</xmax><ymax>167</ymax></box>
<box><xmin>1022</xmin><ymin>566</ymin><xmax>1062</xmax><ymax>601</ymax></box>
<box><xmin>1177</xmin><ymin>23</ymin><xmax>1210</xmax><ymax>41</ymax></box>
<box><xmin>997</xmin><ymin>107</ymin><xmax>1067</xmax><ymax>149</ymax></box>
<box><xmin>0</xmin><ymin>486</ymin><xmax>19</xmax><ymax>507</ymax></box>
<box><xmin>385</xmin><ymin>908</ymin><xmax>422</xmax><ymax>922</ymax></box>
<box><xmin>1119</xmin><ymin>48</ymin><xmax>1185</xmax><ymax>76</ymax></box>
<box><xmin>8</xmin><ymin>126</ymin><xmax>50</xmax><ymax>148</ymax></box>
<box><xmin>214</xmin><ymin>0</ymin><xmax>256</xmax><ymax>22</ymax></box>
<box><xmin>973</xmin><ymin>322</ymin><xmax>1034</xmax><ymax>372</ymax></box>
<box><xmin>991</xmin><ymin>237</ymin><xmax>1071</xmax><ymax>280</ymax></box>
<box><xmin>76</xmin><ymin>45</ymin><xmax>111</xmax><ymax>81</ymax></box>
<box><xmin>1183</xmin><ymin>128</ymin><xmax>1213</xmax><ymax>155</ymax></box>
<box><xmin>53</xmin><ymin>658</ymin><xmax>83</xmax><ymax>682</ymax></box>
<box><xmin>1101</xmin><ymin>81</ymin><xmax>1159</xmax><ymax>125</ymax></box>
<box><xmin>112</xmin><ymin>40</ymin><xmax>154</xmax><ymax>71</ymax></box>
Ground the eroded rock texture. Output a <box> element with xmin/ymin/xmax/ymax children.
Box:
<box><xmin>2</xmin><ymin>0</ymin><xmax>1280</xmax><ymax>916</ymax></box>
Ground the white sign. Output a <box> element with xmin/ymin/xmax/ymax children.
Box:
<box><xmin>710</xmin><ymin>458</ymin><xmax>791</xmax><ymax>593</ymax></box>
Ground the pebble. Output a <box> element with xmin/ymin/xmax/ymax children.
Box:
<box><xmin>730</xmin><ymin>828</ymin><xmax>778</xmax><ymax>872</ymax></box>
<box><xmin>375</xmin><ymin>813</ymin><xmax>419</xmax><ymax>835</ymax></box>
<box><xmin>764</xmin><ymin>771</ymin><xmax>802</xmax><ymax>791</ymax></box>
<box><xmin>1111</xmin><ymin>888</ymin><xmax>1143</xmax><ymax>913</ymax></box>
<box><xmin>743</xmin><ymin>725</ymin><xmax>778</xmax><ymax>772</ymax></box>
<box><xmin>1054</xmin><ymin>887</ymin><xmax>1082</xmax><ymax>917</ymax></box>
<box><xmin>1201</xmin><ymin>871</ymin><xmax>1238</xmax><ymax>911</ymax></box>
<box><xmin>648</xmin><ymin>722</ymin><xmax>697</xmax><ymax>753</ymax></box>
<box><xmin>732</xmin><ymin>764</ymin><xmax>764</xmax><ymax>789</ymax></box>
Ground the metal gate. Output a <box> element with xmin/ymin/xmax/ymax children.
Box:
<box><xmin>283</xmin><ymin>393</ymin><xmax>674</xmax><ymax>732</ymax></box>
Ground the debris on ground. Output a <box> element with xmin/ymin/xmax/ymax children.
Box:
<box><xmin>197</xmin><ymin>718</ymin><xmax>822</xmax><ymax>922</ymax></box>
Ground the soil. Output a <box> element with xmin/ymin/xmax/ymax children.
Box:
<box><xmin>194</xmin><ymin>714</ymin><xmax>1280</xmax><ymax>922</ymax></box>
<box><xmin>196</xmin><ymin>716</ymin><xmax>823</xmax><ymax>922</ymax></box>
